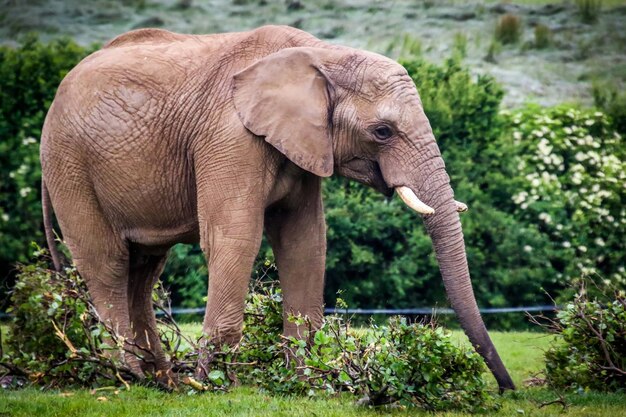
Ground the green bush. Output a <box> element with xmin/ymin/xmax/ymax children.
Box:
<box><xmin>533</xmin><ymin>24</ymin><xmax>552</xmax><ymax>49</ymax></box>
<box><xmin>494</xmin><ymin>14</ymin><xmax>522</xmax><ymax>45</ymax></box>
<box><xmin>0</xmin><ymin>35</ymin><xmax>92</xmax><ymax>298</ymax></box>
<box><xmin>162</xmin><ymin>244</ymin><xmax>208</xmax><ymax>309</ymax></box>
<box><xmin>593</xmin><ymin>81</ymin><xmax>626</xmax><ymax>135</ymax></box>
<box><xmin>536</xmin><ymin>279</ymin><xmax>625</xmax><ymax>392</ymax></box>
<box><xmin>196</xmin><ymin>281</ymin><xmax>495</xmax><ymax>411</ymax></box>
<box><xmin>505</xmin><ymin>105</ymin><xmax>626</xmax><ymax>292</ymax></box>
<box><xmin>2</xmin><ymin>248</ymin><xmax>127</xmax><ymax>387</ymax></box>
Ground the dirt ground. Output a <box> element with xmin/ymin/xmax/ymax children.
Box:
<box><xmin>1</xmin><ymin>0</ymin><xmax>625</xmax><ymax>107</ymax></box>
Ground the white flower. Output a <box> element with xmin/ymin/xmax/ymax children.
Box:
<box><xmin>512</xmin><ymin>192</ymin><xmax>528</xmax><ymax>204</ymax></box>
<box><xmin>563</xmin><ymin>127</ymin><xmax>572</xmax><ymax>134</ymax></box>
<box><xmin>1</xmin><ymin>213</ymin><xmax>8</xmax><ymax>222</ymax></box>
<box><xmin>513</xmin><ymin>131</ymin><xmax>522</xmax><ymax>140</ymax></box>
<box><xmin>22</xmin><ymin>137</ymin><xmax>37</xmax><ymax>146</ymax></box>
<box><xmin>578</xmin><ymin>245</ymin><xmax>587</xmax><ymax>253</ymax></box>
<box><xmin>538</xmin><ymin>212</ymin><xmax>552</xmax><ymax>224</ymax></box>
<box><xmin>537</xmin><ymin>138</ymin><xmax>552</xmax><ymax>156</ymax></box>
<box><xmin>594</xmin><ymin>237</ymin><xmax>606</xmax><ymax>247</ymax></box>
<box><xmin>19</xmin><ymin>187</ymin><xmax>32</xmax><ymax>197</ymax></box>
<box><xmin>585</xmin><ymin>119</ymin><xmax>594</xmax><ymax>126</ymax></box>
<box><xmin>523</xmin><ymin>245</ymin><xmax>533</xmax><ymax>253</ymax></box>
<box><xmin>575</xmin><ymin>152</ymin><xmax>586</xmax><ymax>161</ymax></box>
<box><xmin>562</xmin><ymin>241</ymin><xmax>571</xmax><ymax>248</ymax></box>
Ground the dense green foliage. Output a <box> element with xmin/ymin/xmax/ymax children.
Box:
<box><xmin>3</xmin><ymin>250</ymin><xmax>126</xmax><ymax>387</ymax></box>
<box><xmin>539</xmin><ymin>280</ymin><xmax>625</xmax><ymax>392</ymax></box>
<box><xmin>232</xmin><ymin>281</ymin><xmax>493</xmax><ymax>411</ymax></box>
<box><xmin>0</xmin><ymin>36</ymin><xmax>93</xmax><ymax>295</ymax></box>
<box><xmin>0</xmin><ymin>37</ymin><xmax>624</xmax><ymax>329</ymax></box>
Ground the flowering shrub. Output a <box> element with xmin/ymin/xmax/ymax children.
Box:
<box><xmin>504</xmin><ymin>105</ymin><xmax>626</xmax><ymax>290</ymax></box>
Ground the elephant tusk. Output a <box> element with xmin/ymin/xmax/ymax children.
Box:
<box><xmin>396</xmin><ymin>186</ymin><xmax>435</xmax><ymax>215</ymax></box>
<box><xmin>455</xmin><ymin>200</ymin><xmax>468</xmax><ymax>213</ymax></box>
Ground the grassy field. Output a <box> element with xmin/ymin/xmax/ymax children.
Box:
<box><xmin>1</xmin><ymin>327</ymin><xmax>625</xmax><ymax>416</ymax></box>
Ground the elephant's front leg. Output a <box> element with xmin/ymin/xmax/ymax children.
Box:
<box><xmin>265</xmin><ymin>176</ymin><xmax>326</xmax><ymax>338</ymax></box>
<box><xmin>196</xmin><ymin>210</ymin><xmax>264</xmax><ymax>379</ymax></box>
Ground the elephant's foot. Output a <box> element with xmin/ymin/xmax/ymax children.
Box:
<box><xmin>120</xmin><ymin>348</ymin><xmax>178</xmax><ymax>390</ymax></box>
<box><xmin>194</xmin><ymin>328</ymin><xmax>242</xmax><ymax>381</ymax></box>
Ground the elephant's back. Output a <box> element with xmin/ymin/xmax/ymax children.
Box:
<box><xmin>103</xmin><ymin>28</ymin><xmax>194</xmax><ymax>49</ymax></box>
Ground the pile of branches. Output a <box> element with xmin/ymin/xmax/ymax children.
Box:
<box><xmin>1</xmin><ymin>251</ymin><xmax>494</xmax><ymax>411</ymax></box>
<box><xmin>530</xmin><ymin>279</ymin><xmax>625</xmax><ymax>392</ymax></box>
<box><xmin>0</xmin><ymin>251</ymin><xmax>199</xmax><ymax>390</ymax></box>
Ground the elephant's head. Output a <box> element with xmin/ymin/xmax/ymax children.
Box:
<box><xmin>233</xmin><ymin>47</ymin><xmax>515</xmax><ymax>391</ymax></box>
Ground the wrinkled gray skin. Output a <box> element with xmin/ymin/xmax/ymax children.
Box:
<box><xmin>40</xmin><ymin>25</ymin><xmax>515</xmax><ymax>391</ymax></box>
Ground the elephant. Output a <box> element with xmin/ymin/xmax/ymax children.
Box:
<box><xmin>40</xmin><ymin>25</ymin><xmax>515</xmax><ymax>391</ymax></box>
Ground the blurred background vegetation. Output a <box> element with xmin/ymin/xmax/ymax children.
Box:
<box><xmin>0</xmin><ymin>0</ymin><xmax>624</xmax><ymax>329</ymax></box>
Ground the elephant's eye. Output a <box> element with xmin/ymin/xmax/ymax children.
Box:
<box><xmin>373</xmin><ymin>125</ymin><xmax>394</xmax><ymax>140</ymax></box>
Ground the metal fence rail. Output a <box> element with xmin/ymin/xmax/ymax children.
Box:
<box><xmin>0</xmin><ymin>305</ymin><xmax>560</xmax><ymax>319</ymax></box>
<box><xmin>322</xmin><ymin>305</ymin><xmax>559</xmax><ymax>315</ymax></box>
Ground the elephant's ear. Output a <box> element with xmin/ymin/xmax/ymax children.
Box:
<box><xmin>233</xmin><ymin>47</ymin><xmax>335</xmax><ymax>177</ymax></box>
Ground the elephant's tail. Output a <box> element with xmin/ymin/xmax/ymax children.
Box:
<box><xmin>42</xmin><ymin>179</ymin><xmax>62</xmax><ymax>272</ymax></box>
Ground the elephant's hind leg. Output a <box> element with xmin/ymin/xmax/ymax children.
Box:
<box><xmin>65</xmin><ymin>231</ymin><xmax>145</xmax><ymax>376</ymax></box>
<box><xmin>50</xmin><ymin>182</ymin><xmax>143</xmax><ymax>377</ymax></box>
<box><xmin>127</xmin><ymin>250</ymin><xmax>173</xmax><ymax>384</ymax></box>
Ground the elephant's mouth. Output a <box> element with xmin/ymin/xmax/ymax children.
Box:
<box><xmin>337</xmin><ymin>158</ymin><xmax>394</xmax><ymax>197</ymax></box>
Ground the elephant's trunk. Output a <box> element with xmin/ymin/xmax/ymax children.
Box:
<box><xmin>407</xmin><ymin>159</ymin><xmax>516</xmax><ymax>392</ymax></box>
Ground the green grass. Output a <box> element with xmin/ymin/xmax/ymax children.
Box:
<box><xmin>2</xmin><ymin>327</ymin><xmax>625</xmax><ymax>416</ymax></box>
